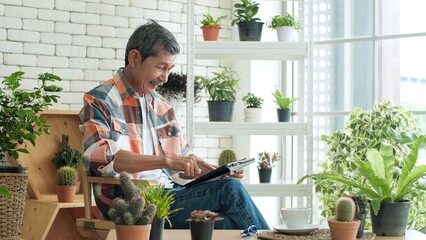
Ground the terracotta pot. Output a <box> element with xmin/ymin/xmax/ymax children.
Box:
<box><xmin>327</xmin><ymin>218</ymin><xmax>360</xmax><ymax>240</ymax></box>
<box><xmin>116</xmin><ymin>224</ymin><xmax>151</xmax><ymax>240</ymax></box>
<box><xmin>56</xmin><ymin>185</ymin><xmax>76</xmax><ymax>202</ymax></box>
<box><xmin>201</xmin><ymin>25</ymin><xmax>221</xmax><ymax>41</ymax></box>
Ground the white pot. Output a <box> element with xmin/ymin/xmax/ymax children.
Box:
<box><xmin>277</xmin><ymin>26</ymin><xmax>295</xmax><ymax>42</ymax></box>
<box><xmin>244</xmin><ymin>108</ymin><xmax>262</xmax><ymax>122</ymax></box>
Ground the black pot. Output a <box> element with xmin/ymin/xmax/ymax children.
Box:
<box><xmin>190</xmin><ymin>221</ymin><xmax>214</xmax><ymax>240</ymax></box>
<box><xmin>149</xmin><ymin>217</ymin><xmax>165</xmax><ymax>240</ymax></box>
<box><xmin>370</xmin><ymin>201</ymin><xmax>411</xmax><ymax>236</ymax></box>
<box><xmin>207</xmin><ymin>101</ymin><xmax>234</xmax><ymax>122</ymax></box>
<box><xmin>0</xmin><ymin>166</ymin><xmax>27</xmax><ymax>173</ymax></box>
<box><xmin>258</xmin><ymin>168</ymin><xmax>272</xmax><ymax>183</ymax></box>
<box><xmin>277</xmin><ymin>109</ymin><xmax>291</xmax><ymax>122</ymax></box>
<box><xmin>237</xmin><ymin>22</ymin><xmax>264</xmax><ymax>41</ymax></box>
<box><xmin>355</xmin><ymin>213</ymin><xmax>366</xmax><ymax>238</ymax></box>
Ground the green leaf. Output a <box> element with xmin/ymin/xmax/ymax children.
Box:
<box><xmin>0</xmin><ymin>186</ymin><xmax>12</xmax><ymax>198</ymax></box>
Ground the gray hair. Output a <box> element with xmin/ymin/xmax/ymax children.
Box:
<box><xmin>125</xmin><ymin>20</ymin><xmax>180</xmax><ymax>65</ymax></box>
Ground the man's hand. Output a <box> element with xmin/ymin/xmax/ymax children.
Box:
<box><xmin>226</xmin><ymin>168</ymin><xmax>244</xmax><ymax>179</ymax></box>
<box><xmin>166</xmin><ymin>155</ymin><xmax>202</xmax><ymax>179</ymax></box>
<box><xmin>178</xmin><ymin>154</ymin><xmax>216</xmax><ymax>179</ymax></box>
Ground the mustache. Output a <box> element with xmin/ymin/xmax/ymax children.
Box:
<box><xmin>151</xmin><ymin>80</ymin><xmax>163</xmax><ymax>87</ymax></box>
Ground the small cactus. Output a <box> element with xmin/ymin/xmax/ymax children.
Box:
<box><xmin>57</xmin><ymin>166</ymin><xmax>77</xmax><ymax>186</ymax></box>
<box><xmin>218</xmin><ymin>149</ymin><xmax>237</xmax><ymax>166</ymax></box>
<box><xmin>108</xmin><ymin>172</ymin><xmax>157</xmax><ymax>225</ymax></box>
<box><xmin>335</xmin><ymin>196</ymin><xmax>356</xmax><ymax>222</ymax></box>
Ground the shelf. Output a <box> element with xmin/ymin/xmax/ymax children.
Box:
<box><xmin>195</xmin><ymin>41</ymin><xmax>307</xmax><ymax>60</ymax></box>
<box><xmin>243</xmin><ymin>181</ymin><xmax>312</xmax><ymax>197</ymax></box>
<box><xmin>194</xmin><ymin>122</ymin><xmax>308</xmax><ymax>135</ymax></box>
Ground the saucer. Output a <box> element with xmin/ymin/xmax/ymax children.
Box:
<box><xmin>273</xmin><ymin>224</ymin><xmax>320</xmax><ymax>235</ymax></box>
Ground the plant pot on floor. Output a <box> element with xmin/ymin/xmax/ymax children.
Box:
<box><xmin>116</xmin><ymin>224</ymin><xmax>151</xmax><ymax>240</ymax></box>
<box><xmin>208</xmin><ymin>101</ymin><xmax>235</xmax><ymax>122</ymax></box>
<box><xmin>201</xmin><ymin>25</ymin><xmax>221</xmax><ymax>41</ymax></box>
<box><xmin>190</xmin><ymin>221</ymin><xmax>215</xmax><ymax>240</ymax></box>
<box><xmin>150</xmin><ymin>217</ymin><xmax>165</xmax><ymax>240</ymax></box>
<box><xmin>258</xmin><ymin>168</ymin><xmax>272</xmax><ymax>183</ymax></box>
<box><xmin>370</xmin><ymin>201</ymin><xmax>411</xmax><ymax>236</ymax></box>
<box><xmin>0</xmin><ymin>166</ymin><xmax>28</xmax><ymax>238</ymax></box>
<box><xmin>237</xmin><ymin>22</ymin><xmax>264</xmax><ymax>41</ymax></box>
<box><xmin>277</xmin><ymin>109</ymin><xmax>291</xmax><ymax>122</ymax></box>
<box><xmin>327</xmin><ymin>218</ymin><xmax>360</xmax><ymax>240</ymax></box>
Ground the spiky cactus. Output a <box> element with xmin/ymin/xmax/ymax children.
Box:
<box><xmin>335</xmin><ymin>196</ymin><xmax>356</xmax><ymax>222</ymax></box>
<box><xmin>57</xmin><ymin>166</ymin><xmax>77</xmax><ymax>186</ymax></box>
<box><xmin>108</xmin><ymin>172</ymin><xmax>157</xmax><ymax>225</ymax></box>
<box><xmin>219</xmin><ymin>149</ymin><xmax>237</xmax><ymax>166</ymax></box>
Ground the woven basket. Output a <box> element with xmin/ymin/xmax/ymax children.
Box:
<box><xmin>0</xmin><ymin>173</ymin><xmax>28</xmax><ymax>238</ymax></box>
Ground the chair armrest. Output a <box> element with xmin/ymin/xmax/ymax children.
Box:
<box><xmin>86</xmin><ymin>176</ymin><xmax>157</xmax><ymax>186</ymax></box>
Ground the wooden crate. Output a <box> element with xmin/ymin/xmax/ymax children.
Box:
<box><xmin>16</xmin><ymin>110</ymin><xmax>83</xmax><ymax>201</ymax></box>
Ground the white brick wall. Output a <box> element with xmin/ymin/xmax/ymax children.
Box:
<box><xmin>0</xmin><ymin>0</ymin><xmax>233</xmax><ymax>159</ymax></box>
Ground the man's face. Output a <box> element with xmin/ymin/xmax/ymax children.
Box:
<box><xmin>127</xmin><ymin>49</ymin><xmax>176</xmax><ymax>95</ymax></box>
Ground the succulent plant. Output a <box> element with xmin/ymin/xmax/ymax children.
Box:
<box><xmin>335</xmin><ymin>196</ymin><xmax>356</xmax><ymax>222</ymax></box>
<box><xmin>51</xmin><ymin>134</ymin><xmax>83</xmax><ymax>169</ymax></box>
<box><xmin>218</xmin><ymin>149</ymin><xmax>237</xmax><ymax>166</ymax></box>
<box><xmin>257</xmin><ymin>151</ymin><xmax>280</xmax><ymax>169</ymax></box>
<box><xmin>57</xmin><ymin>166</ymin><xmax>77</xmax><ymax>186</ymax></box>
<box><xmin>108</xmin><ymin>172</ymin><xmax>157</xmax><ymax>225</ymax></box>
<box><xmin>186</xmin><ymin>210</ymin><xmax>224</xmax><ymax>222</ymax></box>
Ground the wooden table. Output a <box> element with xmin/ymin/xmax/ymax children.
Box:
<box><xmin>106</xmin><ymin>229</ymin><xmax>425</xmax><ymax>240</ymax></box>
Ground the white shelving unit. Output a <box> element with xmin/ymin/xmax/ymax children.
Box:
<box><xmin>186</xmin><ymin>0</ymin><xmax>313</xmax><ymax>207</ymax></box>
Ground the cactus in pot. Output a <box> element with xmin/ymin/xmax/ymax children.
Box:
<box><xmin>108</xmin><ymin>172</ymin><xmax>157</xmax><ymax>226</ymax></box>
<box><xmin>328</xmin><ymin>196</ymin><xmax>360</xmax><ymax>240</ymax></box>
<box><xmin>108</xmin><ymin>173</ymin><xmax>157</xmax><ymax>240</ymax></box>
<box><xmin>56</xmin><ymin>166</ymin><xmax>77</xmax><ymax>202</ymax></box>
<box><xmin>57</xmin><ymin>166</ymin><xmax>77</xmax><ymax>186</ymax></box>
<box><xmin>218</xmin><ymin>149</ymin><xmax>237</xmax><ymax>166</ymax></box>
<box><xmin>335</xmin><ymin>196</ymin><xmax>355</xmax><ymax>222</ymax></box>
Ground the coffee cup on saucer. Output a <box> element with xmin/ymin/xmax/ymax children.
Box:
<box><xmin>280</xmin><ymin>208</ymin><xmax>310</xmax><ymax>229</ymax></box>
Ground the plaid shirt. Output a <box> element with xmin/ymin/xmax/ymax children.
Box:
<box><xmin>79</xmin><ymin>68</ymin><xmax>191</xmax><ymax>216</ymax></box>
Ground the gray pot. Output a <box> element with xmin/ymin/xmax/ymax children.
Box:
<box><xmin>190</xmin><ymin>221</ymin><xmax>214</xmax><ymax>240</ymax></box>
<box><xmin>237</xmin><ymin>22</ymin><xmax>264</xmax><ymax>41</ymax></box>
<box><xmin>149</xmin><ymin>217</ymin><xmax>165</xmax><ymax>240</ymax></box>
<box><xmin>370</xmin><ymin>201</ymin><xmax>411</xmax><ymax>236</ymax></box>
<box><xmin>207</xmin><ymin>101</ymin><xmax>234</xmax><ymax>122</ymax></box>
<box><xmin>277</xmin><ymin>109</ymin><xmax>291</xmax><ymax>122</ymax></box>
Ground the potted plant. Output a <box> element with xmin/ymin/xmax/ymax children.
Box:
<box><xmin>242</xmin><ymin>92</ymin><xmax>264</xmax><ymax>122</ymax></box>
<box><xmin>327</xmin><ymin>196</ymin><xmax>360</xmax><ymax>240</ymax></box>
<box><xmin>0</xmin><ymin>71</ymin><xmax>61</xmax><ymax>238</ymax></box>
<box><xmin>108</xmin><ymin>172</ymin><xmax>157</xmax><ymax>240</ymax></box>
<box><xmin>231</xmin><ymin>0</ymin><xmax>264</xmax><ymax>41</ymax></box>
<box><xmin>257</xmin><ymin>151</ymin><xmax>280</xmax><ymax>183</ymax></box>
<box><xmin>298</xmin><ymin>126</ymin><xmax>426</xmax><ymax>236</ymax></box>
<box><xmin>51</xmin><ymin>134</ymin><xmax>83</xmax><ymax>193</ymax></box>
<box><xmin>266</xmin><ymin>14</ymin><xmax>303</xmax><ymax>42</ymax></box>
<box><xmin>200</xmin><ymin>13</ymin><xmax>227</xmax><ymax>41</ymax></box>
<box><xmin>139</xmin><ymin>183</ymin><xmax>182</xmax><ymax>240</ymax></box>
<box><xmin>218</xmin><ymin>149</ymin><xmax>237</xmax><ymax>166</ymax></box>
<box><xmin>186</xmin><ymin>210</ymin><xmax>223</xmax><ymax>240</ymax></box>
<box><xmin>196</xmin><ymin>68</ymin><xmax>240</xmax><ymax>122</ymax></box>
<box><xmin>351</xmin><ymin>195</ymin><xmax>367</xmax><ymax>238</ymax></box>
<box><xmin>56</xmin><ymin>166</ymin><xmax>77</xmax><ymax>202</ymax></box>
<box><xmin>301</xmin><ymin>101</ymin><xmax>425</xmax><ymax>230</ymax></box>
<box><xmin>272</xmin><ymin>89</ymin><xmax>297</xmax><ymax>122</ymax></box>
<box><xmin>156</xmin><ymin>72</ymin><xmax>203</xmax><ymax>116</ymax></box>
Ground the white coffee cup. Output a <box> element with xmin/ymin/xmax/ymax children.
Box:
<box><xmin>280</xmin><ymin>208</ymin><xmax>310</xmax><ymax>229</ymax></box>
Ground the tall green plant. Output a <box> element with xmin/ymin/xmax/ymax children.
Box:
<box><xmin>305</xmin><ymin>101</ymin><xmax>425</xmax><ymax>228</ymax></box>
<box><xmin>195</xmin><ymin>68</ymin><xmax>240</xmax><ymax>101</ymax></box>
<box><xmin>0</xmin><ymin>71</ymin><xmax>62</xmax><ymax>161</ymax></box>
<box><xmin>298</xmin><ymin>127</ymin><xmax>426</xmax><ymax>216</ymax></box>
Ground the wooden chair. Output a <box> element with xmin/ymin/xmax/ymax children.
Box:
<box><xmin>76</xmin><ymin>170</ymin><xmax>157</xmax><ymax>239</ymax></box>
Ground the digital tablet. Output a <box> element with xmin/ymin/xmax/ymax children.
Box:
<box><xmin>183</xmin><ymin>157</ymin><xmax>255</xmax><ymax>188</ymax></box>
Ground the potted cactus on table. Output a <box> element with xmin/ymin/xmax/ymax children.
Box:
<box><xmin>328</xmin><ymin>196</ymin><xmax>360</xmax><ymax>240</ymax></box>
<box><xmin>108</xmin><ymin>172</ymin><xmax>157</xmax><ymax>240</ymax></box>
<box><xmin>56</xmin><ymin>166</ymin><xmax>77</xmax><ymax>202</ymax></box>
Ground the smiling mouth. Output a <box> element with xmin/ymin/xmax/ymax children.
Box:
<box><xmin>149</xmin><ymin>80</ymin><xmax>163</xmax><ymax>87</ymax></box>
